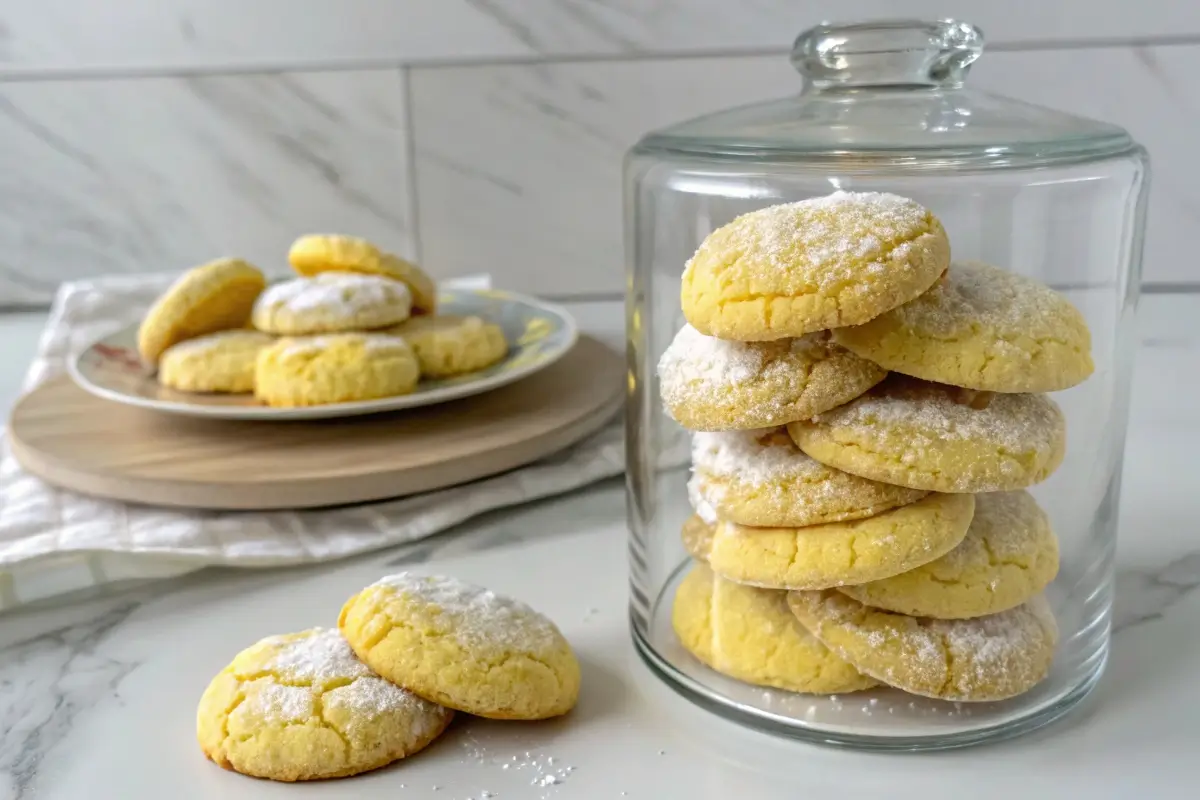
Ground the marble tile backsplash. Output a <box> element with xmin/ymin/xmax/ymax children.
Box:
<box><xmin>0</xmin><ymin>2</ymin><xmax>1197</xmax><ymax>305</ymax></box>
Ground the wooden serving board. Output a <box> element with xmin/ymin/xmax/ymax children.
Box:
<box><xmin>8</xmin><ymin>336</ymin><xmax>624</xmax><ymax>511</ymax></box>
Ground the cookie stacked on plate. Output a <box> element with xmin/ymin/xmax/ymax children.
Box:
<box><xmin>658</xmin><ymin>191</ymin><xmax>1092</xmax><ymax>702</ymax></box>
<box><xmin>137</xmin><ymin>235</ymin><xmax>508</xmax><ymax>408</ymax></box>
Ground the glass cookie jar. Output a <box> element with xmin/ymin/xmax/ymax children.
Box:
<box><xmin>624</xmin><ymin>19</ymin><xmax>1148</xmax><ymax>749</ymax></box>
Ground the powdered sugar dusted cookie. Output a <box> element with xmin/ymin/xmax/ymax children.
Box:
<box><xmin>251</xmin><ymin>272</ymin><xmax>413</xmax><ymax>335</ymax></box>
<box><xmin>834</xmin><ymin>261</ymin><xmax>1094</xmax><ymax>392</ymax></box>
<box><xmin>689</xmin><ymin>428</ymin><xmax>927</xmax><ymax>528</ymax></box>
<box><xmin>707</xmin><ymin>492</ymin><xmax>974</xmax><ymax>590</ymax></box>
<box><xmin>787</xmin><ymin>590</ymin><xmax>1058</xmax><ymax>702</ymax></box>
<box><xmin>788</xmin><ymin>376</ymin><xmax>1066</xmax><ymax>493</ymax></box>
<box><xmin>196</xmin><ymin>628</ymin><xmax>452</xmax><ymax>781</ymax></box>
<box><xmin>840</xmin><ymin>491</ymin><xmax>1059</xmax><ymax>619</ymax></box>
<box><xmin>339</xmin><ymin>573</ymin><xmax>580</xmax><ymax>720</ymax></box>
<box><xmin>289</xmin><ymin>234</ymin><xmax>437</xmax><ymax>315</ymax></box>
<box><xmin>658</xmin><ymin>325</ymin><xmax>885</xmax><ymax>430</ymax></box>
<box><xmin>681</xmin><ymin>192</ymin><xmax>950</xmax><ymax>341</ymax></box>
<box><xmin>672</xmin><ymin>564</ymin><xmax>876</xmax><ymax>694</ymax></box>
<box><xmin>254</xmin><ymin>333</ymin><xmax>419</xmax><ymax>407</ymax></box>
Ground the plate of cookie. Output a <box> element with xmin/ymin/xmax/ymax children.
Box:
<box><xmin>68</xmin><ymin>235</ymin><xmax>578</xmax><ymax>420</ymax></box>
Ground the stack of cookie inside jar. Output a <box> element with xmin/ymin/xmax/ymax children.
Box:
<box><xmin>657</xmin><ymin>191</ymin><xmax>1093</xmax><ymax>704</ymax></box>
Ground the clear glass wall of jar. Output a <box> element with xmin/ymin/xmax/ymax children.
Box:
<box><xmin>624</xmin><ymin>19</ymin><xmax>1148</xmax><ymax>749</ymax></box>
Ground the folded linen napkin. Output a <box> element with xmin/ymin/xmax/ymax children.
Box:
<box><xmin>0</xmin><ymin>273</ymin><xmax>658</xmax><ymax>612</ymax></box>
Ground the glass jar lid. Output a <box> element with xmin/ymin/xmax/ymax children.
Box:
<box><xmin>634</xmin><ymin>19</ymin><xmax>1136</xmax><ymax>167</ymax></box>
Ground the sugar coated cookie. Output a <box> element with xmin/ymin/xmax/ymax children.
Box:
<box><xmin>252</xmin><ymin>273</ymin><xmax>412</xmax><ymax>336</ymax></box>
<box><xmin>390</xmin><ymin>314</ymin><xmax>508</xmax><ymax>378</ymax></box>
<box><xmin>787</xmin><ymin>590</ymin><xmax>1058</xmax><ymax>702</ymax></box>
<box><xmin>672</xmin><ymin>565</ymin><xmax>876</xmax><ymax>694</ymax></box>
<box><xmin>254</xmin><ymin>333</ymin><xmax>419</xmax><ymax>407</ymax></box>
<box><xmin>707</xmin><ymin>492</ymin><xmax>974</xmax><ymax>590</ymax></box>
<box><xmin>158</xmin><ymin>330</ymin><xmax>275</xmax><ymax>393</ymax></box>
<box><xmin>839</xmin><ymin>491</ymin><xmax>1058</xmax><ymax>619</ymax></box>
<box><xmin>689</xmin><ymin>428</ymin><xmax>928</xmax><ymax>528</ymax></box>
<box><xmin>339</xmin><ymin>573</ymin><xmax>580</xmax><ymax>720</ymax></box>
<box><xmin>681</xmin><ymin>192</ymin><xmax>949</xmax><ymax>341</ymax></box>
<box><xmin>833</xmin><ymin>261</ymin><xmax>1094</xmax><ymax>392</ymax></box>
<box><xmin>657</xmin><ymin>325</ymin><xmax>886</xmax><ymax>430</ymax></box>
<box><xmin>788</xmin><ymin>377</ymin><xmax>1066</xmax><ymax>493</ymax></box>
<box><xmin>289</xmin><ymin>234</ymin><xmax>437</xmax><ymax>314</ymax></box>
<box><xmin>680</xmin><ymin>514</ymin><xmax>717</xmax><ymax>561</ymax></box>
<box><xmin>196</xmin><ymin>628</ymin><xmax>452</xmax><ymax>781</ymax></box>
<box><xmin>138</xmin><ymin>258</ymin><xmax>266</xmax><ymax>364</ymax></box>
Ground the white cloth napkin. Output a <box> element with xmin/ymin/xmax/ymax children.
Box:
<box><xmin>0</xmin><ymin>273</ymin><xmax>642</xmax><ymax>612</ymax></box>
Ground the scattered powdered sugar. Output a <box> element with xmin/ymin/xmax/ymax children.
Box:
<box><xmin>324</xmin><ymin>675</ymin><xmax>446</xmax><ymax>734</ymax></box>
<box><xmin>260</xmin><ymin>271</ymin><xmax>411</xmax><ymax>312</ymax></box>
<box><xmin>372</xmin><ymin>573</ymin><xmax>564</xmax><ymax>655</ymax></box>
<box><xmin>658</xmin><ymin>324</ymin><xmax>766</xmax><ymax>395</ymax></box>
<box><xmin>278</xmin><ymin>333</ymin><xmax>411</xmax><ymax>359</ymax></box>
<box><xmin>686</xmin><ymin>475</ymin><xmax>719</xmax><ymax>523</ymax></box>
<box><xmin>812</xmin><ymin>377</ymin><xmax>1063</xmax><ymax>451</ymax></box>
<box><xmin>687</xmin><ymin>191</ymin><xmax>932</xmax><ymax>288</ymax></box>
<box><xmin>260</xmin><ymin>627</ymin><xmax>373</xmax><ymax>683</ymax></box>
<box><xmin>242</xmin><ymin>681</ymin><xmax>313</xmax><ymax>723</ymax></box>
<box><xmin>886</xmin><ymin>260</ymin><xmax>1082</xmax><ymax>338</ymax></box>
<box><xmin>691</xmin><ymin>429</ymin><xmax>829</xmax><ymax>483</ymax></box>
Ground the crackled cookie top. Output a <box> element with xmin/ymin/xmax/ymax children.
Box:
<box><xmin>339</xmin><ymin>573</ymin><xmax>580</xmax><ymax>720</ymax></box>
<box><xmin>289</xmin><ymin>234</ymin><xmax>437</xmax><ymax>315</ymax></box>
<box><xmin>196</xmin><ymin>627</ymin><xmax>452</xmax><ymax>781</ymax></box>
<box><xmin>788</xmin><ymin>376</ymin><xmax>1066</xmax><ymax>493</ymax></box>
<box><xmin>788</xmin><ymin>591</ymin><xmax>1059</xmax><ymax>702</ymax></box>
<box><xmin>251</xmin><ymin>272</ymin><xmax>413</xmax><ymax>336</ymax></box>
<box><xmin>672</xmin><ymin>564</ymin><xmax>876</xmax><ymax>694</ymax></box>
<box><xmin>657</xmin><ymin>325</ymin><xmax>885</xmax><ymax>430</ymax></box>
<box><xmin>680</xmin><ymin>192</ymin><xmax>949</xmax><ymax>340</ymax></box>
<box><xmin>159</xmin><ymin>330</ymin><xmax>275</xmax><ymax>394</ymax></box>
<box><xmin>707</xmin><ymin>492</ymin><xmax>974</xmax><ymax>591</ymax></box>
<box><xmin>834</xmin><ymin>261</ymin><xmax>1093</xmax><ymax>392</ymax></box>
<box><xmin>840</xmin><ymin>491</ymin><xmax>1059</xmax><ymax>619</ymax></box>
<box><xmin>688</xmin><ymin>428</ymin><xmax>927</xmax><ymax>528</ymax></box>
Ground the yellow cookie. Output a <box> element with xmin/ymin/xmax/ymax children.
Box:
<box><xmin>137</xmin><ymin>258</ymin><xmax>266</xmax><ymax>364</ymax></box>
<box><xmin>680</xmin><ymin>514</ymin><xmax>717</xmax><ymax>561</ymax></box>
<box><xmin>196</xmin><ymin>628</ymin><xmax>452</xmax><ymax>782</ymax></box>
<box><xmin>657</xmin><ymin>325</ymin><xmax>886</xmax><ymax>430</ymax></box>
<box><xmin>672</xmin><ymin>564</ymin><xmax>876</xmax><ymax>694</ymax></box>
<box><xmin>787</xmin><ymin>590</ymin><xmax>1058</xmax><ymax>702</ymax></box>
<box><xmin>681</xmin><ymin>191</ymin><xmax>949</xmax><ymax>341</ymax></box>
<box><xmin>288</xmin><ymin>234</ymin><xmax>437</xmax><ymax>315</ymax></box>
<box><xmin>788</xmin><ymin>377</ymin><xmax>1066</xmax><ymax>493</ymax></box>
<box><xmin>689</xmin><ymin>428</ymin><xmax>928</xmax><ymax>528</ymax></box>
<box><xmin>254</xmin><ymin>333</ymin><xmax>419</xmax><ymax>407</ymax></box>
<box><xmin>707</xmin><ymin>492</ymin><xmax>974</xmax><ymax>590</ymax></box>
<box><xmin>389</xmin><ymin>314</ymin><xmax>508</xmax><ymax>378</ymax></box>
<box><xmin>840</xmin><ymin>491</ymin><xmax>1059</xmax><ymax>619</ymax></box>
<box><xmin>833</xmin><ymin>261</ymin><xmax>1094</xmax><ymax>392</ymax></box>
<box><xmin>158</xmin><ymin>330</ymin><xmax>275</xmax><ymax>393</ymax></box>
<box><xmin>339</xmin><ymin>573</ymin><xmax>580</xmax><ymax>720</ymax></box>
<box><xmin>252</xmin><ymin>273</ymin><xmax>413</xmax><ymax>335</ymax></box>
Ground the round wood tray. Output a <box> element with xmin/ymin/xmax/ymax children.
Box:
<box><xmin>8</xmin><ymin>336</ymin><xmax>624</xmax><ymax>511</ymax></box>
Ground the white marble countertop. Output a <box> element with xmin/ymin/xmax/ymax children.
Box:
<box><xmin>1</xmin><ymin>295</ymin><xmax>1198</xmax><ymax>800</ymax></box>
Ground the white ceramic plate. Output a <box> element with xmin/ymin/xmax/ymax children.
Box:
<box><xmin>68</xmin><ymin>288</ymin><xmax>579</xmax><ymax>421</ymax></box>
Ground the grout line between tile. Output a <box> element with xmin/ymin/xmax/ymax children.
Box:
<box><xmin>4</xmin><ymin>33</ymin><xmax>1200</xmax><ymax>83</ymax></box>
<box><xmin>399</xmin><ymin>66</ymin><xmax>424</xmax><ymax>265</ymax></box>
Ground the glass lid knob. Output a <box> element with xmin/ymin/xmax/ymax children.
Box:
<box><xmin>791</xmin><ymin>19</ymin><xmax>984</xmax><ymax>90</ymax></box>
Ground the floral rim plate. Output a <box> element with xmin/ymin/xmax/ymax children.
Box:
<box><xmin>68</xmin><ymin>288</ymin><xmax>579</xmax><ymax>421</ymax></box>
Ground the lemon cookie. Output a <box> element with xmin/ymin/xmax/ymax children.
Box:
<box><xmin>158</xmin><ymin>330</ymin><xmax>275</xmax><ymax>393</ymax></box>
<box><xmin>833</xmin><ymin>261</ymin><xmax>1094</xmax><ymax>392</ymax></box>
<box><xmin>339</xmin><ymin>573</ymin><xmax>580</xmax><ymax>720</ymax></box>
<box><xmin>788</xmin><ymin>377</ymin><xmax>1066</xmax><ymax>493</ymax></box>
<box><xmin>289</xmin><ymin>234</ymin><xmax>437</xmax><ymax>315</ymax></box>
<box><xmin>672</xmin><ymin>565</ymin><xmax>876</xmax><ymax>694</ymax></box>
<box><xmin>840</xmin><ymin>491</ymin><xmax>1058</xmax><ymax>619</ymax></box>
<box><xmin>196</xmin><ymin>628</ymin><xmax>452</xmax><ymax>781</ymax></box>
<box><xmin>137</xmin><ymin>258</ymin><xmax>266</xmax><ymax>364</ymax></box>
<box><xmin>689</xmin><ymin>428</ymin><xmax>928</xmax><ymax>528</ymax></box>
<box><xmin>252</xmin><ymin>273</ymin><xmax>413</xmax><ymax>336</ymax></box>
<box><xmin>254</xmin><ymin>333</ymin><xmax>419</xmax><ymax>407</ymax></box>
<box><xmin>708</xmin><ymin>492</ymin><xmax>974</xmax><ymax>590</ymax></box>
<box><xmin>681</xmin><ymin>192</ymin><xmax>950</xmax><ymax>341</ymax></box>
<box><xmin>787</xmin><ymin>591</ymin><xmax>1058</xmax><ymax>702</ymax></box>
<box><xmin>657</xmin><ymin>325</ymin><xmax>886</xmax><ymax>430</ymax></box>
<box><xmin>389</xmin><ymin>314</ymin><xmax>507</xmax><ymax>378</ymax></box>
<box><xmin>680</xmin><ymin>514</ymin><xmax>717</xmax><ymax>561</ymax></box>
